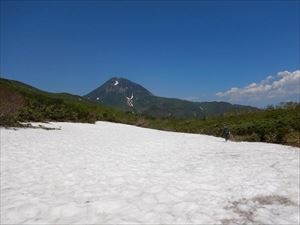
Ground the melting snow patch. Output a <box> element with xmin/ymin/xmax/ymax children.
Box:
<box><xmin>126</xmin><ymin>93</ymin><xmax>134</xmax><ymax>107</ymax></box>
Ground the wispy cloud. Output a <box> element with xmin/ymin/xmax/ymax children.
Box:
<box><xmin>216</xmin><ymin>70</ymin><xmax>300</xmax><ymax>104</ymax></box>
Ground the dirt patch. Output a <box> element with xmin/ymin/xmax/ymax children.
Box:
<box><xmin>222</xmin><ymin>195</ymin><xmax>297</xmax><ymax>225</ymax></box>
<box><xmin>21</xmin><ymin>123</ymin><xmax>61</xmax><ymax>130</ymax></box>
<box><xmin>252</xmin><ymin>195</ymin><xmax>295</xmax><ymax>206</ymax></box>
<box><xmin>0</xmin><ymin>87</ymin><xmax>25</xmax><ymax>115</ymax></box>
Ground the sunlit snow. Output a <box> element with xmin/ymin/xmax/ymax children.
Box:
<box><xmin>114</xmin><ymin>80</ymin><xmax>119</xmax><ymax>86</ymax></box>
<box><xmin>1</xmin><ymin>122</ymin><xmax>299</xmax><ymax>224</ymax></box>
<box><xmin>126</xmin><ymin>93</ymin><xmax>134</xmax><ymax>107</ymax></box>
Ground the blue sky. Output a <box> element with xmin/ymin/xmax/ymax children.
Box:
<box><xmin>1</xmin><ymin>0</ymin><xmax>299</xmax><ymax>107</ymax></box>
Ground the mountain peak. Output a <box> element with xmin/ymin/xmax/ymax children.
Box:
<box><xmin>85</xmin><ymin>77</ymin><xmax>257</xmax><ymax>118</ymax></box>
<box><xmin>108</xmin><ymin>76</ymin><xmax>123</xmax><ymax>81</ymax></box>
<box><xmin>85</xmin><ymin>77</ymin><xmax>153</xmax><ymax>109</ymax></box>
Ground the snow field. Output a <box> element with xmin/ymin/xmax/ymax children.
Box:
<box><xmin>1</xmin><ymin>122</ymin><xmax>299</xmax><ymax>224</ymax></box>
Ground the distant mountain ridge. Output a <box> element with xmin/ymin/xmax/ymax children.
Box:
<box><xmin>85</xmin><ymin>77</ymin><xmax>258</xmax><ymax>118</ymax></box>
<box><xmin>85</xmin><ymin>77</ymin><xmax>153</xmax><ymax>107</ymax></box>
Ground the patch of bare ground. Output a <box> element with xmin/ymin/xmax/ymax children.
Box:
<box><xmin>0</xmin><ymin>87</ymin><xmax>25</xmax><ymax>115</ymax></box>
<box><xmin>222</xmin><ymin>195</ymin><xmax>297</xmax><ymax>225</ymax></box>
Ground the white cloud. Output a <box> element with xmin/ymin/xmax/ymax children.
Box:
<box><xmin>216</xmin><ymin>70</ymin><xmax>300</xmax><ymax>104</ymax></box>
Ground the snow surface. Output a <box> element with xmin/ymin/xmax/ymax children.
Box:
<box><xmin>1</xmin><ymin>122</ymin><xmax>299</xmax><ymax>224</ymax></box>
<box><xmin>126</xmin><ymin>93</ymin><xmax>134</xmax><ymax>107</ymax></box>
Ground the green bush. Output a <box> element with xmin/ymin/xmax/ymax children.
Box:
<box><xmin>0</xmin><ymin>115</ymin><xmax>21</xmax><ymax>127</ymax></box>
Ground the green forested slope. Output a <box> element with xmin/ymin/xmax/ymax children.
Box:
<box><xmin>1</xmin><ymin>78</ymin><xmax>299</xmax><ymax>147</ymax></box>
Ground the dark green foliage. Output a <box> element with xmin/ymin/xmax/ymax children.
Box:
<box><xmin>0</xmin><ymin>114</ymin><xmax>21</xmax><ymax>127</ymax></box>
<box><xmin>148</xmin><ymin>103</ymin><xmax>299</xmax><ymax>146</ymax></box>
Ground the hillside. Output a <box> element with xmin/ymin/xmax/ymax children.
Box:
<box><xmin>0</xmin><ymin>78</ymin><xmax>137</xmax><ymax>126</ymax></box>
<box><xmin>85</xmin><ymin>77</ymin><xmax>257</xmax><ymax>118</ymax></box>
<box><xmin>146</xmin><ymin>103</ymin><xmax>300</xmax><ymax>147</ymax></box>
<box><xmin>1</xmin><ymin>77</ymin><xmax>299</xmax><ymax>146</ymax></box>
<box><xmin>1</xmin><ymin>121</ymin><xmax>299</xmax><ymax>224</ymax></box>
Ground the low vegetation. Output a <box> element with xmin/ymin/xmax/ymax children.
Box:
<box><xmin>1</xmin><ymin>78</ymin><xmax>299</xmax><ymax>147</ymax></box>
<box><xmin>145</xmin><ymin>102</ymin><xmax>300</xmax><ymax>147</ymax></box>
